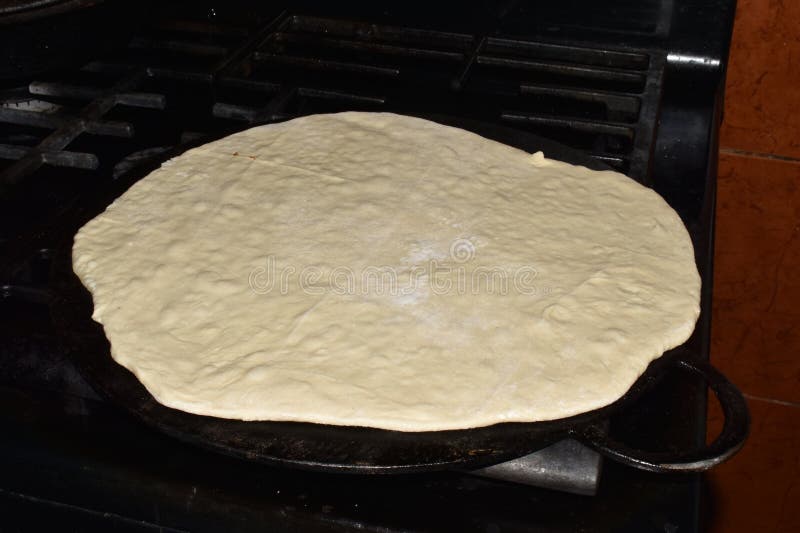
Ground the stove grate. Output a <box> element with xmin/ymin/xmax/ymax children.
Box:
<box><xmin>1</xmin><ymin>4</ymin><xmax>665</xmax><ymax>250</ymax></box>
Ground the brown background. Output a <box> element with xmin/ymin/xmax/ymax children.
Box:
<box><xmin>706</xmin><ymin>0</ymin><xmax>800</xmax><ymax>531</ymax></box>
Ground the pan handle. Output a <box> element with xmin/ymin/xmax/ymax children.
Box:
<box><xmin>574</xmin><ymin>357</ymin><xmax>750</xmax><ymax>473</ymax></box>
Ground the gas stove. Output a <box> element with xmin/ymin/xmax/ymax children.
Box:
<box><xmin>0</xmin><ymin>1</ymin><xmax>738</xmax><ymax>531</ymax></box>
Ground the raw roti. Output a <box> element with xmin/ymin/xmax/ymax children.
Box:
<box><xmin>72</xmin><ymin>112</ymin><xmax>700</xmax><ymax>431</ymax></box>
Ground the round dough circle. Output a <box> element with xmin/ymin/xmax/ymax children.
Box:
<box><xmin>73</xmin><ymin>112</ymin><xmax>700</xmax><ymax>431</ymax></box>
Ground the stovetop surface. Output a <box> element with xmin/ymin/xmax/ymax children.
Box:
<box><xmin>0</xmin><ymin>1</ymin><xmax>737</xmax><ymax>531</ymax></box>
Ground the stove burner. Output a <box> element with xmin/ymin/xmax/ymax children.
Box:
<box><xmin>0</xmin><ymin>1</ymin><xmax>738</xmax><ymax>530</ymax></box>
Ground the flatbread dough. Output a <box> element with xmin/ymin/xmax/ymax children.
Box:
<box><xmin>73</xmin><ymin>112</ymin><xmax>700</xmax><ymax>431</ymax></box>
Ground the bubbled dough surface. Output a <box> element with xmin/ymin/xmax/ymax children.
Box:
<box><xmin>73</xmin><ymin>112</ymin><xmax>700</xmax><ymax>431</ymax></box>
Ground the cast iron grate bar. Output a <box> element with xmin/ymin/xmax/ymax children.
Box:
<box><xmin>297</xmin><ymin>88</ymin><xmax>386</xmax><ymax>106</ymax></box>
<box><xmin>80</xmin><ymin>61</ymin><xmax>137</xmax><ymax>75</ymax></box>
<box><xmin>626</xmin><ymin>52</ymin><xmax>664</xmax><ymax>180</ymax></box>
<box><xmin>476</xmin><ymin>56</ymin><xmax>647</xmax><ymax>86</ymax></box>
<box><xmin>0</xmin><ymin>145</ymin><xmax>98</xmax><ymax>170</ymax></box>
<box><xmin>484</xmin><ymin>37</ymin><xmax>650</xmax><ymax>69</ymax></box>
<box><xmin>0</xmin><ymin>108</ymin><xmax>133</xmax><ymax>138</ymax></box>
<box><xmin>28</xmin><ymin>82</ymin><xmax>167</xmax><ymax>110</ymax></box>
<box><xmin>519</xmin><ymin>85</ymin><xmax>641</xmax><ymax>117</ymax></box>
<box><xmin>145</xmin><ymin>67</ymin><xmax>214</xmax><ymax>84</ymax></box>
<box><xmin>150</xmin><ymin>19</ymin><xmax>250</xmax><ymax>38</ymax></box>
<box><xmin>453</xmin><ymin>36</ymin><xmax>487</xmax><ymax>91</ymax></box>
<box><xmin>271</xmin><ymin>32</ymin><xmax>466</xmax><ymax>62</ymax></box>
<box><xmin>588</xmin><ymin>153</ymin><xmax>628</xmax><ymax>167</ymax></box>
<box><xmin>288</xmin><ymin>15</ymin><xmax>474</xmax><ymax>50</ymax></box>
<box><xmin>252</xmin><ymin>51</ymin><xmax>402</xmax><ymax>78</ymax></box>
<box><xmin>501</xmin><ymin>112</ymin><xmax>635</xmax><ymax>138</ymax></box>
<box><xmin>129</xmin><ymin>36</ymin><xmax>230</xmax><ymax>58</ymax></box>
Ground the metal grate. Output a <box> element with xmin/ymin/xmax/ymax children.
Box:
<box><xmin>0</xmin><ymin>3</ymin><xmax>666</xmax><ymax>249</ymax></box>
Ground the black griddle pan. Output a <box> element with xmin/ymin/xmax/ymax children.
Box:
<box><xmin>49</xmin><ymin>114</ymin><xmax>749</xmax><ymax>474</ymax></box>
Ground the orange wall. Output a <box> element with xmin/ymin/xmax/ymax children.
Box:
<box><xmin>707</xmin><ymin>1</ymin><xmax>800</xmax><ymax>531</ymax></box>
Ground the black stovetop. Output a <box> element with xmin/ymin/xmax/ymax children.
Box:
<box><xmin>0</xmin><ymin>1</ymin><xmax>737</xmax><ymax>531</ymax></box>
